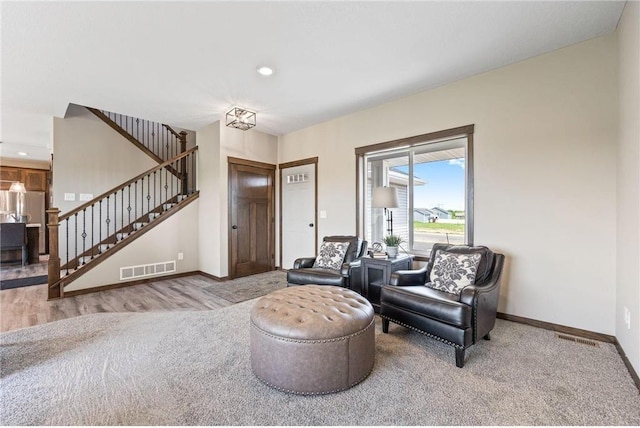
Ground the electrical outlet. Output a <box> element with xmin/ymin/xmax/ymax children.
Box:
<box><xmin>178</xmin><ymin>252</ymin><xmax>184</xmax><ymax>261</ymax></box>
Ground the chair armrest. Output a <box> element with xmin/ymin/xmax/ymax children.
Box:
<box><xmin>459</xmin><ymin>254</ymin><xmax>504</xmax><ymax>305</ymax></box>
<box><xmin>341</xmin><ymin>258</ymin><xmax>363</xmax><ymax>277</ymax></box>
<box><xmin>459</xmin><ymin>254</ymin><xmax>505</xmax><ymax>341</ymax></box>
<box><xmin>293</xmin><ymin>257</ymin><xmax>316</xmax><ymax>269</ymax></box>
<box><xmin>389</xmin><ymin>266</ymin><xmax>428</xmax><ymax>286</ymax></box>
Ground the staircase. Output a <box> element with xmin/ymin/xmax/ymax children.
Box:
<box><xmin>47</xmin><ymin>108</ymin><xmax>199</xmax><ymax>299</ymax></box>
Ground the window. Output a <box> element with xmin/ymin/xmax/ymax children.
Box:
<box><xmin>356</xmin><ymin>125</ymin><xmax>474</xmax><ymax>257</ymax></box>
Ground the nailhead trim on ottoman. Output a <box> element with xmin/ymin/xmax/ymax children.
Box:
<box><xmin>250</xmin><ymin>285</ymin><xmax>375</xmax><ymax>395</ymax></box>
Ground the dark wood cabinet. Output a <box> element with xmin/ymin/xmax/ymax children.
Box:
<box><xmin>22</xmin><ymin>169</ymin><xmax>48</xmax><ymax>192</ymax></box>
<box><xmin>361</xmin><ymin>254</ymin><xmax>414</xmax><ymax>311</ymax></box>
<box><xmin>0</xmin><ymin>167</ymin><xmax>48</xmax><ymax>192</ymax></box>
<box><xmin>0</xmin><ymin>168</ymin><xmax>20</xmax><ymax>184</ymax></box>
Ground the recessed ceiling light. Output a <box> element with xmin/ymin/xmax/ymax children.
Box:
<box><xmin>257</xmin><ymin>66</ymin><xmax>274</xmax><ymax>76</ymax></box>
<box><xmin>18</xmin><ymin>152</ymin><xmax>28</xmax><ymax>156</ymax></box>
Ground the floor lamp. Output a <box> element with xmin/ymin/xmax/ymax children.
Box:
<box><xmin>372</xmin><ymin>186</ymin><xmax>399</xmax><ymax>236</ymax></box>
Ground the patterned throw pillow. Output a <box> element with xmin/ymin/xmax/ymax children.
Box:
<box><xmin>429</xmin><ymin>250</ymin><xmax>482</xmax><ymax>295</ymax></box>
<box><xmin>312</xmin><ymin>241</ymin><xmax>350</xmax><ymax>270</ymax></box>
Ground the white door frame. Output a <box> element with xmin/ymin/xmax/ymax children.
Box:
<box><xmin>279</xmin><ymin>157</ymin><xmax>318</xmax><ymax>269</ymax></box>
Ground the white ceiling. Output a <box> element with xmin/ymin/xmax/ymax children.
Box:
<box><xmin>0</xmin><ymin>1</ymin><xmax>626</xmax><ymax>162</ymax></box>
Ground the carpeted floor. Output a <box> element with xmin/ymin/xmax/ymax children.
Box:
<box><xmin>1</xmin><ymin>298</ymin><xmax>639</xmax><ymax>425</ymax></box>
<box><xmin>204</xmin><ymin>270</ymin><xmax>287</xmax><ymax>303</ymax></box>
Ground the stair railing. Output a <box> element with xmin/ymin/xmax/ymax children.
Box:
<box><xmin>47</xmin><ymin>147</ymin><xmax>198</xmax><ymax>298</ymax></box>
<box><xmin>87</xmin><ymin>107</ymin><xmax>187</xmax><ymax>163</ymax></box>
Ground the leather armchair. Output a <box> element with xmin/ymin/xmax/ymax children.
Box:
<box><xmin>286</xmin><ymin>235</ymin><xmax>367</xmax><ymax>289</ymax></box>
<box><xmin>380</xmin><ymin>243</ymin><xmax>505</xmax><ymax>368</ymax></box>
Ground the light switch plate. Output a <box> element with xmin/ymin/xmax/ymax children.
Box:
<box><xmin>79</xmin><ymin>193</ymin><xmax>93</xmax><ymax>201</ymax></box>
<box><xmin>64</xmin><ymin>193</ymin><xmax>76</xmax><ymax>201</ymax></box>
<box><xmin>320</xmin><ymin>210</ymin><xmax>327</xmax><ymax>219</ymax></box>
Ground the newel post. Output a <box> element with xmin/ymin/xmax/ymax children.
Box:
<box><xmin>179</xmin><ymin>131</ymin><xmax>188</xmax><ymax>195</ymax></box>
<box><xmin>47</xmin><ymin>208</ymin><xmax>62</xmax><ymax>299</ymax></box>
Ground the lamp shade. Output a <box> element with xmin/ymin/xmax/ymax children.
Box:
<box><xmin>372</xmin><ymin>186</ymin><xmax>399</xmax><ymax>208</ymax></box>
<box><xmin>9</xmin><ymin>182</ymin><xmax>26</xmax><ymax>193</ymax></box>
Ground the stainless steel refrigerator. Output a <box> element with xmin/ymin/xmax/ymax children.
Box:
<box><xmin>0</xmin><ymin>190</ymin><xmax>46</xmax><ymax>253</ymax></box>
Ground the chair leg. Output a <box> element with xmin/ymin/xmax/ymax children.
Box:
<box><xmin>483</xmin><ymin>332</ymin><xmax>491</xmax><ymax>340</ymax></box>
<box><xmin>382</xmin><ymin>318</ymin><xmax>389</xmax><ymax>333</ymax></box>
<box><xmin>455</xmin><ymin>348</ymin><xmax>465</xmax><ymax>368</ymax></box>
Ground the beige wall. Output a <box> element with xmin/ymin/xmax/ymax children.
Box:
<box><xmin>196</xmin><ymin>121</ymin><xmax>222</xmax><ymax>276</ymax></box>
<box><xmin>52</xmin><ymin>105</ymin><xmax>158</xmax><ymax>212</ymax></box>
<box><xmin>65</xmin><ymin>200</ymin><xmax>200</xmax><ymax>291</ymax></box>
<box><xmin>196</xmin><ymin>122</ymin><xmax>278</xmax><ymax>278</ymax></box>
<box><xmin>616</xmin><ymin>1</ymin><xmax>640</xmax><ymax>374</ymax></box>
<box><xmin>279</xmin><ymin>34</ymin><xmax>619</xmax><ymax>335</ymax></box>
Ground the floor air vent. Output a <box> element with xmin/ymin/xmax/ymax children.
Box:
<box><xmin>556</xmin><ymin>333</ymin><xmax>600</xmax><ymax>348</ymax></box>
<box><xmin>120</xmin><ymin>261</ymin><xmax>176</xmax><ymax>281</ymax></box>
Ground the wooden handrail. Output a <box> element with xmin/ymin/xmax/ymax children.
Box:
<box><xmin>87</xmin><ymin>107</ymin><xmax>186</xmax><ymax>164</ymax></box>
<box><xmin>162</xmin><ymin>124</ymin><xmax>182</xmax><ymax>139</ymax></box>
<box><xmin>59</xmin><ymin>146</ymin><xmax>198</xmax><ymax>222</ymax></box>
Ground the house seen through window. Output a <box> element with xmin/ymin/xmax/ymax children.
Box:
<box><xmin>356</xmin><ymin>125</ymin><xmax>474</xmax><ymax>257</ymax></box>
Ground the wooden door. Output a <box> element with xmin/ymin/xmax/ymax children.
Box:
<box><xmin>228</xmin><ymin>157</ymin><xmax>275</xmax><ymax>279</ymax></box>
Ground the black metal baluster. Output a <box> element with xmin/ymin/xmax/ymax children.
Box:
<box><xmin>127</xmin><ymin>184</ymin><xmax>132</xmax><ymax>236</ymax></box>
<box><xmin>134</xmin><ymin>181</ymin><xmax>138</xmax><ymax>228</ymax></box>
<box><xmin>74</xmin><ymin>213</ymin><xmax>78</xmax><ymax>269</ymax></box>
<box><xmin>147</xmin><ymin>174</ymin><xmax>151</xmax><ymax>216</ymax></box>
<box><xmin>156</xmin><ymin>122</ymin><xmax>159</xmax><ymax>158</ymax></box>
<box><xmin>153</xmin><ymin>171</ymin><xmax>157</xmax><ymax>213</ymax></box>
<box><xmin>99</xmin><ymin>200</ymin><xmax>102</xmax><ymax>254</ymax></box>
<box><xmin>91</xmin><ymin>204</ymin><xmax>95</xmax><ymax>259</ymax></box>
<box><xmin>140</xmin><ymin>176</ymin><xmax>144</xmax><ymax>222</ymax></box>
<box><xmin>113</xmin><ymin>191</ymin><xmax>117</xmax><ymax>243</ymax></box>
<box><xmin>65</xmin><ymin>218</ymin><xmax>69</xmax><ymax>276</ymax></box>
<box><xmin>120</xmin><ymin>187</ymin><xmax>124</xmax><ymax>241</ymax></box>
<box><xmin>106</xmin><ymin>196</ymin><xmax>110</xmax><ymax>250</ymax></box>
<box><xmin>82</xmin><ymin>209</ymin><xmax>86</xmax><ymax>265</ymax></box>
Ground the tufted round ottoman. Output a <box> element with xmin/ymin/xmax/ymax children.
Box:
<box><xmin>250</xmin><ymin>285</ymin><xmax>375</xmax><ymax>395</ymax></box>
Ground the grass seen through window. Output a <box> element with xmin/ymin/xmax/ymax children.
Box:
<box><xmin>414</xmin><ymin>221</ymin><xmax>464</xmax><ymax>234</ymax></box>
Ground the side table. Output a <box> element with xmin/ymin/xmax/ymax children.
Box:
<box><xmin>361</xmin><ymin>254</ymin><xmax>414</xmax><ymax>311</ymax></box>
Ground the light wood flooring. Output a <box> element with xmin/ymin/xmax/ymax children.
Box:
<box><xmin>0</xmin><ymin>275</ymin><xmax>234</xmax><ymax>333</ymax></box>
<box><xmin>0</xmin><ymin>255</ymin><xmax>48</xmax><ymax>281</ymax></box>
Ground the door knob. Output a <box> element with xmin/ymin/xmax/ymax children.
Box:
<box><xmin>309</xmin><ymin>223</ymin><xmax>314</xmax><ymax>227</ymax></box>
<box><xmin>232</xmin><ymin>225</ymin><xmax>238</xmax><ymax>229</ymax></box>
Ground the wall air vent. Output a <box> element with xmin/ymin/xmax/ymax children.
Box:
<box><xmin>555</xmin><ymin>333</ymin><xmax>600</xmax><ymax>348</ymax></box>
<box><xmin>120</xmin><ymin>260</ymin><xmax>176</xmax><ymax>281</ymax></box>
<box><xmin>287</xmin><ymin>173</ymin><xmax>308</xmax><ymax>184</ymax></box>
